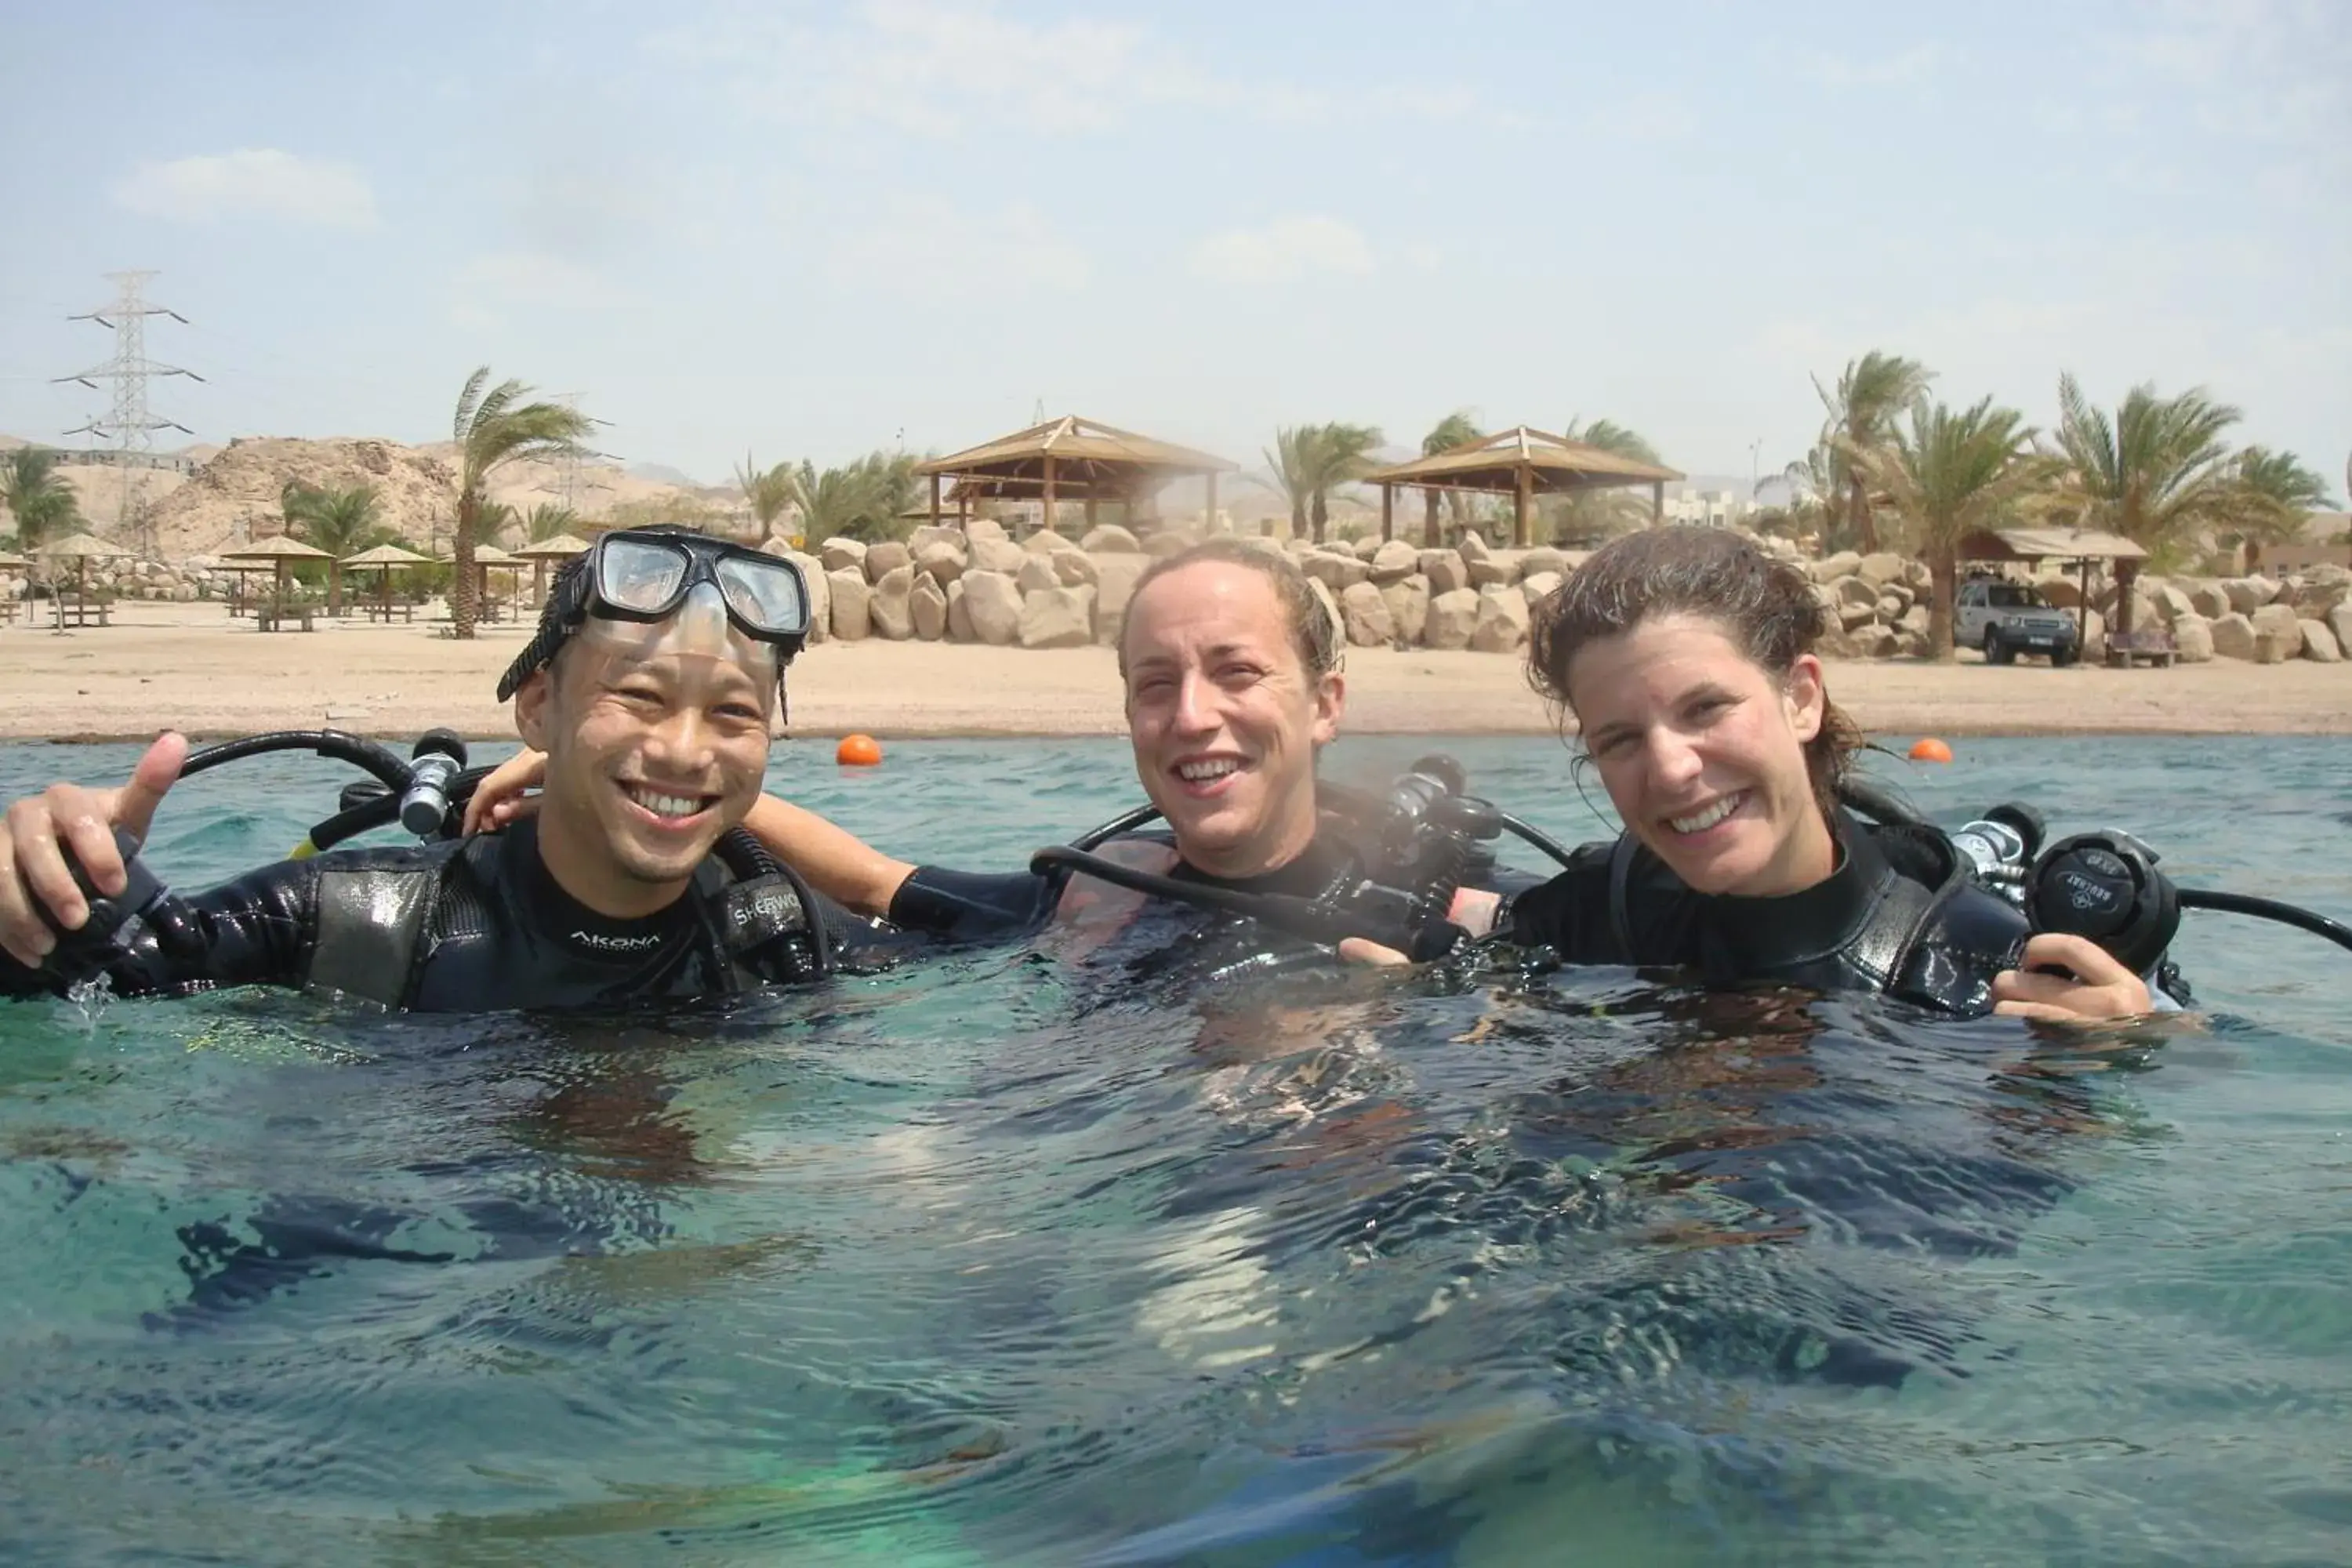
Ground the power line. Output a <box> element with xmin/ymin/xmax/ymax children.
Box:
<box><xmin>53</xmin><ymin>270</ymin><xmax>205</xmax><ymax>554</ymax></box>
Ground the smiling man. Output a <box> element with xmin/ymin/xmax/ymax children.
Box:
<box><xmin>0</xmin><ymin>528</ymin><xmax>887</xmax><ymax>1011</ymax></box>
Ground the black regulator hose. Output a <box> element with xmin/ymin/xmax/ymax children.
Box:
<box><xmin>2178</xmin><ymin>887</ymin><xmax>2352</xmax><ymax>955</ymax></box>
<box><xmin>1029</xmin><ymin>845</ymin><xmax>1460</xmax><ymax>961</ymax></box>
<box><xmin>183</xmin><ymin>729</ymin><xmax>415</xmax><ymax>794</ymax></box>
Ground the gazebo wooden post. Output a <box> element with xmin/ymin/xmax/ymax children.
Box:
<box><xmin>1040</xmin><ymin>455</ymin><xmax>1058</xmax><ymax>538</ymax></box>
<box><xmin>1380</xmin><ymin>483</ymin><xmax>1394</xmax><ymax>543</ymax></box>
<box><xmin>957</xmin><ymin>485</ymin><xmax>970</xmax><ymax>527</ymax></box>
<box><xmin>2114</xmin><ymin>558</ymin><xmax>2140</xmax><ymax>637</ymax></box>
<box><xmin>928</xmin><ymin>472</ymin><xmax>942</xmax><ymax>528</ymax></box>
<box><xmin>1651</xmin><ymin>481</ymin><xmax>1664</xmax><ymax>524</ymax></box>
<box><xmin>2077</xmin><ymin>557</ymin><xmax>2091</xmax><ymax>644</ymax></box>
<box><xmin>1084</xmin><ymin>492</ymin><xmax>1098</xmax><ymax>533</ymax></box>
<box><xmin>1513</xmin><ymin>465</ymin><xmax>1533</xmax><ymax>548</ymax></box>
<box><xmin>1424</xmin><ymin>488</ymin><xmax>1439</xmax><ymax>548</ymax></box>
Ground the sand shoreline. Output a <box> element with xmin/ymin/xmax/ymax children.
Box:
<box><xmin>3</xmin><ymin>602</ymin><xmax>2347</xmax><ymax>744</ymax></box>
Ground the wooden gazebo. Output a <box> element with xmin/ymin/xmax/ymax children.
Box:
<box><xmin>1958</xmin><ymin>525</ymin><xmax>2148</xmax><ymax>642</ymax></box>
<box><xmin>224</xmin><ymin>535</ymin><xmax>335</xmax><ymax>628</ymax></box>
<box><xmin>913</xmin><ymin>415</ymin><xmax>1238</xmax><ymax>536</ymax></box>
<box><xmin>1363</xmin><ymin>426</ymin><xmax>1685</xmax><ymax>548</ymax></box>
<box><xmin>340</xmin><ymin>542</ymin><xmax>432</xmax><ymax>622</ymax></box>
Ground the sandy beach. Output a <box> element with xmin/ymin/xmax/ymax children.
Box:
<box><xmin>2</xmin><ymin>600</ymin><xmax>2346</xmax><ymax>743</ymax></box>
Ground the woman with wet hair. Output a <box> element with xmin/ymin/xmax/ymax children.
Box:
<box><xmin>1385</xmin><ymin>525</ymin><xmax>2154</xmax><ymax>1020</ymax></box>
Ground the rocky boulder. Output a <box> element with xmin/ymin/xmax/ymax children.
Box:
<box><xmin>1856</xmin><ymin>552</ymin><xmax>1909</xmax><ymax>587</ymax></box>
<box><xmin>960</xmin><ymin>569</ymin><xmax>1022</xmax><ymax>645</ymax></box>
<box><xmin>862</xmin><ymin>540</ymin><xmax>911</xmax><ymax>584</ymax></box>
<box><xmin>2209</xmin><ymin>611</ymin><xmax>2256</xmax><ymax>659</ymax></box>
<box><xmin>827</xmin><ymin>568</ymin><xmax>870</xmax><ymax>641</ymax></box>
<box><xmin>1302</xmin><ymin>550</ymin><xmax>1368</xmax><ymax>591</ymax></box>
<box><xmin>1024</xmin><ymin>528</ymin><xmax>1076</xmax><ymax>557</ymax></box>
<box><xmin>1458</xmin><ymin>532</ymin><xmax>1490</xmax><ymax>564</ymax></box>
<box><xmin>1339</xmin><ymin>581</ymin><xmax>1395</xmax><ymax>647</ymax></box>
<box><xmin>913</xmin><ymin>539</ymin><xmax>965</xmax><ymax>585</ymax></box>
<box><xmin>2250</xmin><ymin>602</ymin><xmax>2302</xmax><ymax>662</ymax></box>
<box><xmin>820</xmin><ymin>537</ymin><xmax>867</xmax><ymax>575</ymax></box>
<box><xmin>946</xmin><ymin>578</ymin><xmax>973</xmax><ymax>642</ymax></box>
<box><xmin>1519</xmin><ymin>570</ymin><xmax>1563</xmax><ymax>608</ymax></box>
<box><xmin>1368</xmin><ymin>539</ymin><xmax>1420</xmax><ymax>584</ymax></box>
<box><xmin>2222</xmin><ymin>576</ymin><xmax>2276</xmax><ymax>615</ymax></box>
<box><xmin>909</xmin><ymin>574</ymin><xmax>948</xmax><ymax>640</ymax></box>
<box><xmin>2187</xmin><ymin>582</ymin><xmax>2230</xmax><ymax>620</ymax></box>
<box><xmin>1421</xmin><ymin>551</ymin><xmax>1468</xmax><ymax>594</ymax></box>
<box><xmin>1018</xmin><ymin>586</ymin><xmax>1094</xmax><ymax>648</ymax></box>
<box><xmin>1143</xmin><ymin>532</ymin><xmax>1195</xmax><ymax>560</ymax></box>
<box><xmin>788</xmin><ymin>551</ymin><xmax>829</xmax><ymax>644</ymax></box>
<box><xmin>1425</xmin><ymin>587</ymin><xmax>1481</xmax><ymax>651</ymax></box>
<box><xmin>2299</xmin><ymin>619</ymin><xmax>2343</xmax><ymax>662</ymax></box>
<box><xmin>869</xmin><ymin>564</ymin><xmax>915</xmax><ymax>639</ymax></box>
<box><xmin>2331</xmin><ymin>603</ymin><xmax>2352</xmax><ymax>659</ymax></box>
<box><xmin>1380</xmin><ymin>576</ymin><xmax>1430</xmax><ymax>644</ymax></box>
<box><xmin>1079</xmin><ymin>524</ymin><xmax>1139</xmax><ymax>554</ymax></box>
<box><xmin>1014</xmin><ymin>554</ymin><xmax>1060</xmax><ymax>595</ymax></box>
<box><xmin>1811</xmin><ymin>550</ymin><xmax>1863</xmax><ymax>584</ymax></box>
<box><xmin>2171</xmin><ymin>612</ymin><xmax>2214</xmax><ymax>662</ymax></box>
<box><xmin>970</xmin><ymin>534</ymin><xmax>1027</xmax><ymax>575</ymax></box>
<box><xmin>1469</xmin><ymin>588</ymin><xmax>1530</xmax><ymax>654</ymax></box>
<box><xmin>1091</xmin><ymin>554</ymin><xmax>1149</xmax><ymax>646</ymax></box>
<box><xmin>1053</xmin><ymin>550</ymin><xmax>1098</xmax><ymax>588</ymax></box>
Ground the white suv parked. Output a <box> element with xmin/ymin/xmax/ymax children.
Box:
<box><xmin>1955</xmin><ymin>579</ymin><xmax>2082</xmax><ymax>666</ymax></box>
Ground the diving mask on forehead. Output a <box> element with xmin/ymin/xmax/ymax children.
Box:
<box><xmin>497</xmin><ymin>530</ymin><xmax>813</xmax><ymax>703</ymax></box>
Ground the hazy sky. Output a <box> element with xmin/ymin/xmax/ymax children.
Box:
<box><xmin>2</xmin><ymin>0</ymin><xmax>2344</xmax><ymax>493</ymax></box>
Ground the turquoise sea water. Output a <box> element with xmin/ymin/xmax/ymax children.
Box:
<box><xmin>0</xmin><ymin>734</ymin><xmax>2347</xmax><ymax>1566</ymax></box>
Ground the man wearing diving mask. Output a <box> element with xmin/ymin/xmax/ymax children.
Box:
<box><xmin>0</xmin><ymin>528</ymin><xmax>887</xmax><ymax>1011</ymax></box>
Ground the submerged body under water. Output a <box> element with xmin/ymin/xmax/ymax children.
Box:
<box><xmin>0</xmin><ymin>735</ymin><xmax>2346</xmax><ymax>1566</ymax></box>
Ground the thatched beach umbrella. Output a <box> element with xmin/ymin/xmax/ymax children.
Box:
<box><xmin>225</xmin><ymin>534</ymin><xmax>336</xmax><ymax>619</ymax></box>
<box><xmin>34</xmin><ymin>531</ymin><xmax>135</xmax><ymax>632</ymax></box>
<box><xmin>1363</xmin><ymin>426</ymin><xmax>1686</xmax><ymax>548</ymax></box>
<box><xmin>512</xmin><ymin>532</ymin><xmax>590</xmax><ymax>608</ymax></box>
<box><xmin>469</xmin><ymin>542</ymin><xmax>527</xmax><ymax>618</ymax></box>
<box><xmin>0</xmin><ymin>547</ymin><xmax>35</xmax><ymax>624</ymax></box>
<box><xmin>340</xmin><ymin>541</ymin><xmax>432</xmax><ymax>619</ymax></box>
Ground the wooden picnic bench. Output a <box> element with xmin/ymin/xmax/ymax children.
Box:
<box><xmin>256</xmin><ymin>603</ymin><xmax>317</xmax><ymax>633</ymax></box>
<box><xmin>58</xmin><ymin>597</ymin><xmax>112</xmax><ymax>629</ymax></box>
<box><xmin>2105</xmin><ymin>627</ymin><xmax>2176</xmax><ymax>668</ymax></box>
<box><xmin>364</xmin><ymin>601</ymin><xmax>416</xmax><ymax>623</ymax></box>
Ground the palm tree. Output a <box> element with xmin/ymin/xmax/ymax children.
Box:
<box><xmin>1260</xmin><ymin>426</ymin><xmax>1318</xmax><ymax>540</ymax></box>
<box><xmin>1814</xmin><ymin>352</ymin><xmax>1934</xmax><ymax>553</ymax></box>
<box><xmin>735</xmin><ymin>454</ymin><xmax>797</xmax><ymax>539</ymax></box>
<box><xmin>2226</xmin><ymin>445</ymin><xmax>2336</xmax><ymax>561</ymax></box>
<box><xmin>281</xmin><ymin>480</ymin><xmax>393</xmax><ymax>615</ymax></box>
<box><xmin>1418</xmin><ymin>411</ymin><xmax>1483</xmax><ymax>542</ymax></box>
<box><xmin>1860</xmin><ymin>397</ymin><xmax>2044</xmax><ymax>660</ymax></box>
<box><xmin>2048</xmin><ymin>375</ymin><xmax>2249</xmax><ymax>619</ymax></box>
<box><xmin>449</xmin><ymin>367</ymin><xmax>595</xmax><ymax>638</ymax></box>
<box><xmin>1555</xmin><ymin>417</ymin><xmax>1666</xmax><ymax>543</ymax></box>
<box><xmin>1305</xmin><ymin>423</ymin><xmax>1383</xmax><ymax>544</ymax></box>
<box><xmin>521</xmin><ymin>502</ymin><xmax>579</xmax><ymax>544</ymax></box>
<box><xmin>785</xmin><ymin>452</ymin><xmax>918</xmax><ymax>544</ymax></box>
<box><xmin>2</xmin><ymin>447</ymin><xmax>80</xmax><ymax>554</ymax></box>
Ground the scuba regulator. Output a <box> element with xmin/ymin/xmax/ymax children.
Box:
<box><xmin>1951</xmin><ymin>800</ymin><xmax>2352</xmax><ymax>968</ymax></box>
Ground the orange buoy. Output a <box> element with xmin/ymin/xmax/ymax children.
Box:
<box><xmin>1908</xmin><ymin>737</ymin><xmax>1954</xmax><ymax>764</ymax></box>
<box><xmin>836</xmin><ymin>733</ymin><xmax>883</xmax><ymax>767</ymax></box>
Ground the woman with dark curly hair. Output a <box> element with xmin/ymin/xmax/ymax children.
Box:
<box><xmin>1352</xmin><ymin>525</ymin><xmax>2154</xmax><ymax>1021</ymax></box>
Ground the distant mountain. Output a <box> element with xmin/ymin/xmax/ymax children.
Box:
<box><xmin>628</xmin><ymin>461</ymin><xmax>702</xmax><ymax>489</ymax></box>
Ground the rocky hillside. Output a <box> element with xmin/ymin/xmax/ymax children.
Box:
<box><xmin>3</xmin><ymin>433</ymin><xmax>721</xmax><ymax>559</ymax></box>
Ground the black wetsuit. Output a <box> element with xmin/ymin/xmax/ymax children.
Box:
<box><xmin>1499</xmin><ymin>811</ymin><xmax>2034</xmax><ymax>1016</ymax></box>
<box><xmin>1</xmin><ymin>818</ymin><xmax>886</xmax><ymax>1012</ymax></box>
